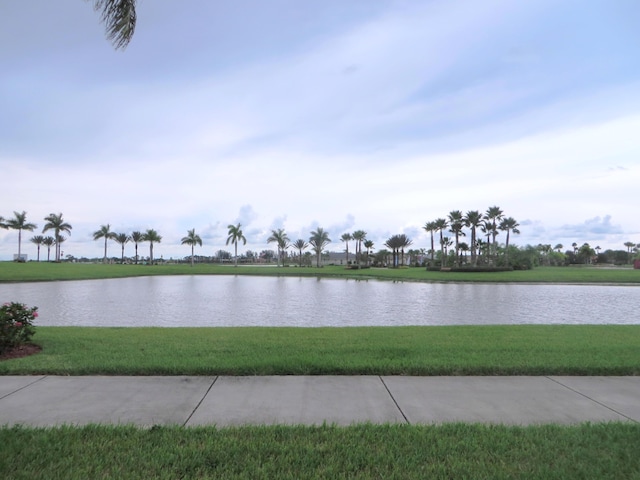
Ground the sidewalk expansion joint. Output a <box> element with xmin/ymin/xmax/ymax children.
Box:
<box><xmin>545</xmin><ymin>376</ymin><xmax>638</xmax><ymax>424</ymax></box>
<box><xmin>183</xmin><ymin>376</ymin><xmax>218</xmax><ymax>427</ymax></box>
<box><xmin>379</xmin><ymin>376</ymin><xmax>409</xmax><ymax>425</ymax></box>
<box><xmin>0</xmin><ymin>375</ymin><xmax>48</xmax><ymax>401</ymax></box>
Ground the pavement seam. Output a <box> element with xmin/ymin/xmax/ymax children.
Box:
<box><xmin>379</xmin><ymin>376</ymin><xmax>410</xmax><ymax>425</ymax></box>
<box><xmin>0</xmin><ymin>375</ymin><xmax>48</xmax><ymax>401</ymax></box>
<box><xmin>183</xmin><ymin>376</ymin><xmax>218</xmax><ymax>427</ymax></box>
<box><xmin>545</xmin><ymin>376</ymin><xmax>638</xmax><ymax>423</ymax></box>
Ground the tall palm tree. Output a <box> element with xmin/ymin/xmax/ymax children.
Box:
<box><xmin>131</xmin><ymin>231</ymin><xmax>143</xmax><ymax>264</ymax></box>
<box><xmin>441</xmin><ymin>236</ymin><xmax>454</xmax><ymax>262</ymax></box>
<box><xmin>267</xmin><ymin>229</ymin><xmax>290</xmax><ymax>267</ymax></box>
<box><xmin>181</xmin><ymin>228</ymin><xmax>202</xmax><ymax>267</ymax></box>
<box><xmin>447</xmin><ymin>210</ymin><xmax>465</xmax><ymax>267</ymax></box>
<box><xmin>92</xmin><ymin>0</ymin><xmax>137</xmax><ymax>50</ymax></box>
<box><xmin>55</xmin><ymin>235</ymin><xmax>67</xmax><ymax>260</ymax></box>
<box><xmin>226</xmin><ymin>223</ymin><xmax>246</xmax><ymax>267</ymax></box>
<box><xmin>384</xmin><ymin>235</ymin><xmax>402</xmax><ymax>267</ymax></box>
<box><xmin>485</xmin><ymin>206</ymin><xmax>504</xmax><ymax>262</ymax></box>
<box><xmin>480</xmin><ymin>220</ymin><xmax>495</xmax><ymax>264</ymax></box>
<box><xmin>463</xmin><ymin>210</ymin><xmax>483</xmax><ymax>267</ymax></box>
<box><xmin>434</xmin><ymin>218</ymin><xmax>448</xmax><ymax>267</ymax></box>
<box><xmin>499</xmin><ymin>217</ymin><xmax>520</xmax><ymax>265</ymax></box>
<box><xmin>352</xmin><ymin>230</ymin><xmax>367</xmax><ymax>265</ymax></box>
<box><xmin>422</xmin><ymin>221</ymin><xmax>437</xmax><ymax>265</ymax></box>
<box><xmin>554</xmin><ymin>244</ymin><xmax>564</xmax><ymax>253</ymax></box>
<box><xmin>142</xmin><ymin>229</ymin><xmax>162</xmax><ymax>264</ymax></box>
<box><xmin>93</xmin><ymin>224</ymin><xmax>116</xmax><ymax>263</ymax></box>
<box><xmin>363</xmin><ymin>239</ymin><xmax>374</xmax><ymax>266</ymax></box>
<box><xmin>309</xmin><ymin>227</ymin><xmax>331</xmax><ymax>267</ymax></box>
<box><xmin>6</xmin><ymin>211</ymin><xmax>37</xmax><ymax>261</ymax></box>
<box><xmin>42</xmin><ymin>213</ymin><xmax>72</xmax><ymax>262</ymax></box>
<box><xmin>340</xmin><ymin>233</ymin><xmax>352</xmax><ymax>265</ymax></box>
<box><xmin>113</xmin><ymin>233</ymin><xmax>131</xmax><ymax>263</ymax></box>
<box><xmin>30</xmin><ymin>235</ymin><xmax>44</xmax><ymax>262</ymax></box>
<box><xmin>42</xmin><ymin>236</ymin><xmax>55</xmax><ymax>262</ymax></box>
<box><xmin>399</xmin><ymin>234</ymin><xmax>413</xmax><ymax>266</ymax></box>
<box><xmin>292</xmin><ymin>239</ymin><xmax>309</xmax><ymax>267</ymax></box>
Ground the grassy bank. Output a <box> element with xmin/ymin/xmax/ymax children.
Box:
<box><xmin>2</xmin><ymin>325</ymin><xmax>639</xmax><ymax>375</ymax></box>
<box><xmin>1</xmin><ymin>261</ymin><xmax>639</xmax><ymax>283</ymax></box>
<box><xmin>2</xmin><ymin>423</ymin><xmax>639</xmax><ymax>479</ymax></box>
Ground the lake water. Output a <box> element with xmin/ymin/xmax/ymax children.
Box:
<box><xmin>2</xmin><ymin>275</ymin><xmax>639</xmax><ymax>327</ymax></box>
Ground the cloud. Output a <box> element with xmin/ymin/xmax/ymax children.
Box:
<box><xmin>559</xmin><ymin>216</ymin><xmax>624</xmax><ymax>238</ymax></box>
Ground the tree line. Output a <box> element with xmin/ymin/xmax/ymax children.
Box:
<box><xmin>2</xmin><ymin>209</ymin><xmax>638</xmax><ymax>268</ymax></box>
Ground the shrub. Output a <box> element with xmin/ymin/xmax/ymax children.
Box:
<box><xmin>0</xmin><ymin>302</ymin><xmax>38</xmax><ymax>354</ymax></box>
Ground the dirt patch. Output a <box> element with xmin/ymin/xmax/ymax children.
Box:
<box><xmin>0</xmin><ymin>344</ymin><xmax>42</xmax><ymax>361</ymax></box>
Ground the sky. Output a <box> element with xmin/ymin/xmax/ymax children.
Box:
<box><xmin>1</xmin><ymin>0</ymin><xmax>639</xmax><ymax>261</ymax></box>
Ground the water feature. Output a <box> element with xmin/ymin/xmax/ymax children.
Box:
<box><xmin>2</xmin><ymin>275</ymin><xmax>638</xmax><ymax>327</ymax></box>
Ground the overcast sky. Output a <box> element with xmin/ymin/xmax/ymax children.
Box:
<box><xmin>1</xmin><ymin>0</ymin><xmax>639</xmax><ymax>261</ymax></box>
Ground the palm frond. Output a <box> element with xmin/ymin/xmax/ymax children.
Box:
<box><xmin>92</xmin><ymin>0</ymin><xmax>137</xmax><ymax>50</ymax></box>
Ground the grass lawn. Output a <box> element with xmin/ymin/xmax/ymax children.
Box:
<box><xmin>1</xmin><ymin>261</ymin><xmax>639</xmax><ymax>284</ymax></box>
<box><xmin>2</xmin><ymin>325</ymin><xmax>639</xmax><ymax>375</ymax></box>
<box><xmin>1</xmin><ymin>423</ymin><xmax>639</xmax><ymax>479</ymax></box>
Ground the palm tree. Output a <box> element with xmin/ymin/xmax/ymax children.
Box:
<box><xmin>363</xmin><ymin>239</ymin><xmax>374</xmax><ymax>266</ymax></box>
<box><xmin>447</xmin><ymin>210</ymin><xmax>465</xmax><ymax>267</ymax></box>
<box><xmin>55</xmin><ymin>235</ymin><xmax>67</xmax><ymax>260</ymax></box>
<box><xmin>340</xmin><ymin>233</ymin><xmax>352</xmax><ymax>265</ymax></box>
<box><xmin>30</xmin><ymin>235</ymin><xmax>44</xmax><ymax>262</ymax></box>
<box><xmin>480</xmin><ymin>220</ymin><xmax>497</xmax><ymax>264</ymax></box>
<box><xmin>292</xmin><ymin>239</ymin><xmax>309</xmax><ymax>267</ymax></box>
<box><xmin>463</xmin><ymin>210</ymin><xmax>483</xmax><ymax>267</ymax></box>
<box><xmin>267</xmin><ymin>229</ymin><xmax>290</xmax><ymax>267</ymax></box>
<box><xmin>422</xmin><ymin>221</ymin><xmax>437</xmax><ymax>265</ymax></box>
<box><xmin>384</xmin><ymin>235</ymin><xmax>399</xmax><ymax>268</ymax></box>
<box><xmin>459</xmin><ymin>242</ymin><xmax>470</xmax><ymax>262</ymax></box>
<box><xmin>93</xmin><ymin>224</ymin><xmax>116</xmax><ymax>263</ymax></box>
<box><xmin>6</xmin><ymin>211</ymin><xmax>37</xmax><ymax>261</ymax></box>
<box><xmin>352</xmin><ymin>230</ymin><xmax>367</xmax><ymax>266</ymax></box>
<box><xmin>226</xmin><ymin>223</ymin><xmax>246</xmax><ymax>267</ymax></box>
<box><xmin>142</xmin><ymin>229</ymin><xmax>162</xmax><ymax>264</ymax></box>
<box><xmin>499</xmin><ymin>217</ymin><xmax>520</xmax><ymax>265</ymax></box>
<box><xmin>113</xmin><ymin>233</ymin><xmax>131</xmax><ymax>263</ymax></box>
<box><xmin>397</xmin><ymin>234</ymin><xmax>413</xmax><ymax>266</ymax></box>
<box><xmin>42</xmin><ymin>213</ymin><xmax>72</xmax><ymax>262</ymax></box>
<box><xmin>309</xmin><ymin>227</ymin><xmax>331</xmax><ymax>267</ymax></box>
<box><xmin>434</xmin><ymin>218</ymin><xmax>448</xmax><ymax>267</ymax></box>
<box><xmin>484</xmin><ymin>206</ymin><xmax>503</xmax><ymax>262</ymax></box>
<box><xmin>624</xmin><ymin>241</ymin><xmax>636</xmax><ymax>264</ymax></box>
<box><xmin>441</xmin><ymin>236</ymin><xmax>454</xmax><ymax>263</ymax></box>
<box><xmin>554</xmin><ymin>243</ymin><xmax>564</xmax><ymax>253</ymax></box>
<box><xmin>92</xmin><ymin>0</ymin><xmax>137</xmax><ymax>50</ymax></box>
<box><xmin>181</xmin><ymin>229</ymin><xmax>202</xmax><ymax>266</ymax></box>
<box><xmin>131</xmin><ymin>231</ymin><xmax>143</xmax><ymax>264</ymax></box>
<box><xmin>42</xmin><ymin>236</ymin><xmax>55</xmax><ymax>262</ymax></box>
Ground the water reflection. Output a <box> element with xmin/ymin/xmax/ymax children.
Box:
<box><xmin>1</xmin><ymin>276</ymin><xmax>638</xmax><ymax>327</ymax></box>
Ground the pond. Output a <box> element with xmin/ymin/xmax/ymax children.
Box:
<box><xmin>2</xmin><ymin>275</ymin><xmax>639</xmax><ymax>327</ymax></box>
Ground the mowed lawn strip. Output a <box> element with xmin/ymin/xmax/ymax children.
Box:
<box><xmin>1</xmin><ymin>423</ymin><xmax>639</xmax><ymax>479</ymax></box>
<box><xmin>1</xmin><ymin>262</ymin><xmax>639</xmax><ymax>284</ymax></box>
<box><xmin>2</xmin><ymin>325</ymin><xmax>639</xmax><ymax>375</ymax></box>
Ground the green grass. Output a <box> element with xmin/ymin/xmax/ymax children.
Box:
<box><xmin>2</xmin><ymin>325</ymin><xmax>639</xmax><ymax>375</ymax></box>
<box><xmin>1</xmin><ymin>261</ymin><xmax>639</xmax><ymax>283</ymax></box>
<box><xmin>1</xmin><ymin>423</ymin><xmax>639</xmax><ymax>479</ymax></box>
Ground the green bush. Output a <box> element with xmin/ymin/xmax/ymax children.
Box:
<box><xmin>0</xmin><ymin>302</ymin><xmax>38</xmax><ymax>354</ymax></box>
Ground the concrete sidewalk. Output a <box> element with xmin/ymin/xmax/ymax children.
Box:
<box><xmin>1</xmin><ymin>376</ymin><xmax>638</xmax><ymax>428</ymax></box>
